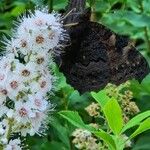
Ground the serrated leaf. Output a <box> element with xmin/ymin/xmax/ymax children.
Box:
<box><xmin>91</xmin><ymin>90</ymin><xmax>110</xmax><ymax>108</ymax></box>
<box><xmin>121</xmin><ymin>110</ymin><xmax>150</xmax><ymax>133</ymax></box>
<box><xmin>94</xmin><ymin>130</ymin><xmax>116</xmax><ymax>150</ymax></box>
<box><xmin>59</xmin><ymin>111</ymin><xmax>96</xmax><ymax>131</ymax></box>
<box><xmin>59</xmin><ymin>111</ymin><xmax>86</xmax><ymax>128</ymax></box>
<box><xmin>130</xmin><ymin>118</ymin><xmax>150</xmax><ymax>139</ymax></box>
<box><xmin>103</xmin><ymin>98</ymin><xmax>124</xmax><ymax>135</ymax></box>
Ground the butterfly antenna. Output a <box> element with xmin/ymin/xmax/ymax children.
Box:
<box><xmin>63</xmin><ymin>22</ymin><xmax>78</xmax><ymax>27</ymax></box>
<box><xmin>60</xmin><ymin>8</ymin><xmax>77</xmax><ymax>21</ymax></box>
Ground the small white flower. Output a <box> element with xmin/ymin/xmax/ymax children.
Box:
<box><xmin>38</xmin><ymin>73</ymin><xmax>53</xmax><ymax>95</ymax></box>
<box><xmin>6</xmin><ymin>74</ymin><xmax>25</xmax><ymax>100</ymax></box>
<box><xmin>0</xmin><ymin>72</ymin><xmax>7</xmax><ymax>86</ymax></box>
<box><xmin>0</xmin><ymin>54</ymin><xmax>15</xmax><ymax>86</ymax></box>
<box><xmin>13</xmin><ymin>111</ymin><xmax>49</xmax><ymax>136</ymax></box>
<box><xmin>1</xmin><ymin>138</ymin><xmax>8</xmax><ymax>145</ymax></box>
<box><xmin>0</xmin><ymin>53</ymin><xmax>15</xmax><ymax>68</ymax></box>
<box><xmin>14</xmin><ymin>61</ymin><xmax>38</xmax><ymax>81</ymax></box>
<box><xmin>6</xmin><ymin>109</ymin><xmax>14</xmax><ymax>118</ymax></box>
<box><xmin>4</xmin><ymin>138</ymin><xmax>22</xmax><ymax>150</ymax></box>
<box><xmin>29</xmin><ymin>52</ymin><xmax>51</xmax><ymax>68</ymax></box>
<box><xmin>29</xmin><ymin>93</ymin><xmax>48</xmax><ymax>112</ymax></box>
<box><xmin>0</xmin><ymin>105</ymin><xmax>8</xmax><ymax>117</ymax></box>
<box><xmin>12</xmin><ymin>36</ymin><xmax>31</xmax><ymax>55</ymax></box>
<box><xmin>122</xmin><ymin>134</ymin><xmax>132</xmax><ymax>147</ymax></box>
<box><xmin>0</xmin><ymin>128</ymin><xmax>5</xmax><ymax>136</ymax></box>
<box><xmin>0</xmin><ymin>119</ymin><xmax>8</xmax><ymax>135</ymax></box>
<box><xmin>14</xmin><ymin>101</ymin><xmax>36</xmax><ymax>123</ymax></box>
<box><xmin>4</xmin><ymin>39</ymin><xmax>18</xmax><ymax>56</ymax></box>
<box><xmin>30</xmin><ymin>111</ymin><xmax>49</xmax><ymax>136</ymax></box>
<box><xmin>0</xmin><ymin>88</ymin><xmax>7</xmax><ymax>105</ymax></box>
<box><xmin>29</xmin><ymin>72</ymin><xmax>53</xmax><ymax>95</ymax></box>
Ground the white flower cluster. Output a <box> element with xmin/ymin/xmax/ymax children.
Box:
<box><xmin>72</xmin><ymin>129</ymin><xmax>100</xmax><ymax>150</ymax></box>
<box><xmin>0</xmin><ymin>8</ymin><xmax>68</xmax><ymax>149</ymax></box>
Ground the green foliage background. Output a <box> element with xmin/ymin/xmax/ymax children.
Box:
<box><xmin>0</xmin><ymin>0</ymin><xmax>150</xmax><ymax>149</ymax></box>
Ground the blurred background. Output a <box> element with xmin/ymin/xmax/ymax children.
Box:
<box><xmin>0</xmin><ymin>0</ymin><xmax>150</xmax><ymax>149</ymax></box>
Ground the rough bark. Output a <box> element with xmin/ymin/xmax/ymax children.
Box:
<box><xmin>64</xmin><ymin>0</ymin><xmax>86</xmax><ymax>23</ymax></box>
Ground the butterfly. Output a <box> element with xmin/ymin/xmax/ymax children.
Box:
<box><xmin>59</xmin><ymin>8</ymin><xmax>150</xmax><ymax>93</ymax></box>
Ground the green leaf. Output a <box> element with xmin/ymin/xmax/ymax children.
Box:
<box><xmin>108</xmin><ymin>0</ymin><xmax>121</xmax><ymax>5</ymax></box>
<box><xmin>11</xmin><ymin>4</ymin><xmax>26</xmax><ymax>16</ymax></box>
<box><xmin>143</xmin><ymin>0</ymin><xmax>150</xmax><ymax>14</ymax></box>
<box><xmin>126</xmin><ymin>0</ymin><xmax>141</xmax><ymax>13</ymax></box>
<box><xmin>132</xmin><ymin>135</ymin><xmax>150</xmax><ymax>150</ymax></box>
<box><xmin>59</xmin><ymin>111</ymin><xmax>116</xmax><ymax>150</ymax></box>
<box><xmin>113</xmin><ymin>136</ymin><xmax>125</xmax><ymax>150</ymax></box>
<box><xmin>103</xmin><ymin>98</ymin><xmax>124</xmax><ymax>135</ymax></box>
<box><xmin>121</xmin><ymin>110</ymin><xmax>150</xmax><ymax>133</ymax></box>
<box><xmin>91</xmin><ymin>90</ymin><xmax>110</xmax><ymax>108</ymax></box>
<box><xmin>53</xmin><ymin>0</ymin><xmax>68</xmax><ymax>10</ymax></box>
<box><xmin>30</xmin><ymin>0</ymin><xmax>44</xmax><ymax>5</ymax></box>
<box><xmin>94</xmin><ymin>130</ymin><xmax>116</xmax><ymax>150</ymax></box>
<box><xmin>59</xmin><ymin>111</ymin><xmax>95</xmax><ymax>131</ymax></box>
<box><xmin>122</xmin><ymin>11</ymin><xmax>150</xmax><ymax>27</ymax></box>
<box><xmin>101</xmin><ymin>10</ymin><xmax>150</xmax><ymax>37</ymax></box>
<box><xmin>130</xmin><ymin>118</ymin><xmax>150</xmax><ymax>139</ymax></box>
<box><xmin>59</xmin><ymin>111</ymin><xmax>86</xmax><ymax>128</ymax></box>
<box><xmin>49</xmin><ymin>117</ymin><xmax>70</xmax><ymax>149</ymax></box>
<box><xmin>42</xmin><ymin>141</ymin><xmax>67</xmax><ymax>150</ymax></box>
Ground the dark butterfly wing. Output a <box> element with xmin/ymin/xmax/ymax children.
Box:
<box><xmin>110</xmin><ymin>37</ymin><xmax>150</xmax><ymax>85</ymax></box>
<box><xmin>60</xmin><ymin>21</ymin><xmax>150</xmax><ymax>93</ymax></box>
<box><xmin>60</xmin><ymin>22</ymin><xmax>111</xmax><ymax>93</ymax></box>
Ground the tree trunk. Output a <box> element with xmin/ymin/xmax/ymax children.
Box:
<box><xmin>64</xmin><ymin>0</ymin><xmax>86</xmax><ymax>23</ymax></box>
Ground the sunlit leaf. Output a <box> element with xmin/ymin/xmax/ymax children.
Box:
<box><xmin>130</xmin><ymin>118</ymin><xmax>150</xmax><ymax>139</ymax></box>
<box><xmin>94</xmin><ymin>130</ymin><xmax>116</xmax><ymax>150</ymax></box>
<box><xmin>59</xmin><ymin>111</ymin><xmax>86</xmax><ymax>128</ymax></box>
<box><xmin>11</xmin><ymin>4</ymin><xmax>26</xmax><ymax>16</ymax></box>
<box><xmin>122</xmin><ymin>110</ymin><xmax>150</xmax><ymax>133</ymax></box>
<box><xmin>91</xmin><ymin>90</ymin><xmax>110</xmax><ymax>108</ymax></box>
<box><xmin>103</xmin><ymin>98</ymin><xmax>124</xmax><ymax>135</ymax></box>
